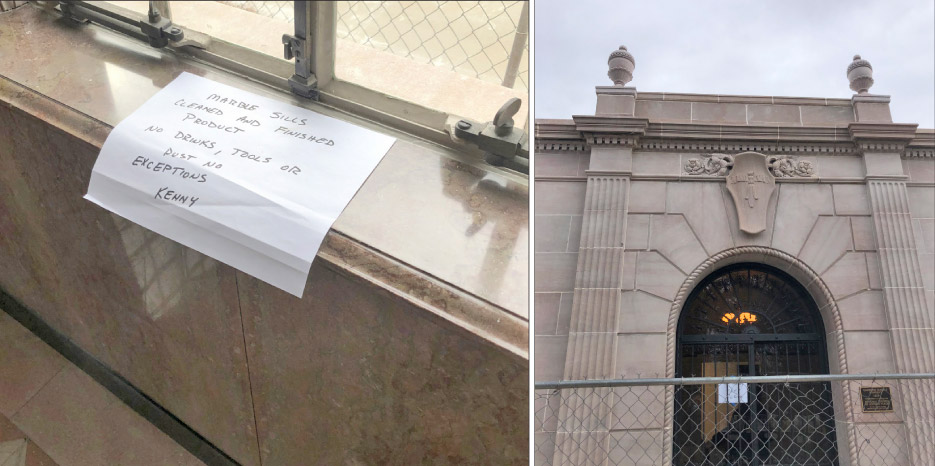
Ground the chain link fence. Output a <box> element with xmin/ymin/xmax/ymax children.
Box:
<box><xmin>535</xmin><ymin>374</ymin><xmax>935</xmax><ymax>466</ymax></box>
<box><xmin>215</xmin><ymin>1</ymin><xmax>529</xmax><ymax>91</ymax></box>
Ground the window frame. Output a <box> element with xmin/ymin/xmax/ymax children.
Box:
<box><xmin>50</xmin><ymin>0</ymin><xmax>527</xmax><ymax>171</ymax></box>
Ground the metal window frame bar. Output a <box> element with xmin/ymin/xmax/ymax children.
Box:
<box><xmin>41</xmin><ymin>1</ymin><xmax>526</xmax><ymax>180</ymax></box>
<box><xmin>535</xmin><ymin>373</ymin><xmax>935</xmax><ymax>390</ymax></box>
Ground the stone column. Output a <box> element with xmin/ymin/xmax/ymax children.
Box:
<box><xmin>852</xmin><ymin>123</ymin><xmax>935</xmax><ymax>466</ymax></box>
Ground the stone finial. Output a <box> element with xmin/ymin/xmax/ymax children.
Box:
<box><xmin>847</xmin><ymin>54</ymin><xmax>874</xmax><ymax>94</ymax></box>
<box><xmin>608</xmin><ymin>45</ymin><xmax>635</xmax><ymax>86</ymax></box>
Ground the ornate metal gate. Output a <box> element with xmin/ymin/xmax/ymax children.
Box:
<box><xmin>674</xmin><ymin>264</ymin><xmax>839</xmax><ymax>465</ymax></box>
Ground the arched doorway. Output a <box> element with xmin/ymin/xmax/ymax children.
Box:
<box><xmin>672</xmin><ymin>263</ymin><xmax>839</xmax><ymax>465</ymax></box>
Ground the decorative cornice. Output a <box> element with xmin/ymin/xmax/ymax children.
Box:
<box><xmin>905</xmin><ymin>130</ymin><xmax>935</xmax><ymax>157</ymax></box>
<box><xmin>639</xmin><ymin>140</ymin><xmax>858</xmax><ymax>155</ymax></box>
<box><xmin>534</xmin><ymin>141</ymin><xmax>588</xmax><ymax>152</ymax></box>
<box><xmin>848</xmin><ymin>122</ymin><xmax>918</xmax><ymax>143</ymax></box>
<box><xmin>582</xmin><ymin>133</ymin><xmax>640</xmax><ymax>147</ymax></box>
<box><xmin>904</xmin><ymin>148</ymin><xmax>935</xmax><ymax>158</ymax></box>
<box><xmin>535</xmin><ymin>137</ymin><xmax>862</xmax><ymax>155</ymax></box>
<box><xmin>572</xmin><ymin>115</ymin><xmax>649</xmax><ymax>135</ymax></box>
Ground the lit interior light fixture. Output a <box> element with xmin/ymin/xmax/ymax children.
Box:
<box><xmin>721</xmin><ymin>312</ymin><xmax>757</xmax><ymax>324</ymax></box>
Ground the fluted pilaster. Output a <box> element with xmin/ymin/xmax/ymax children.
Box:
<box><xmin>553</xmin><ymin>174</ymin><xmax>629</xmax><ymax>466</ymax></box>
<box><xmin>867</xmin><ymin>180</ymin><xmax>935</xmax><ymax>466</ymax></box>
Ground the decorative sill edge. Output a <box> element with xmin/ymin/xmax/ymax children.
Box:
<box><xmin>320</xmin><ymin>233</ymin><xmax>527</xmax><ymax>360</ymax></box>
<box><xmin>0</xmin><ymin>75</ymin><xmax>528</xmax><ymax>361</ymax></box>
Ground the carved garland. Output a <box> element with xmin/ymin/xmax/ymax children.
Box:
<box><xmin>683</xmin><ymin>153</ymin><xmax>815</xmax><ymax>177</ymax></box>
<box><xmin>660</xmin><ymin>246</ymin><xmax>856</xmax><ymax>465</ymax></box>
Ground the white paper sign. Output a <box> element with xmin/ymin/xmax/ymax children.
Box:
<box><xmin>85</xmin><ymin>72</ymin><xmax>395</xmax><ymax>297</ymax></box>
<box><xmin>717</xmin><ymin>383</ymin><xmax>748</xmax><ymax>404</ymax></box>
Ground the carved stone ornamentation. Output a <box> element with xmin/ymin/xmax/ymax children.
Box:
<box><xmin>847</xmin><ymin>54</ymin><xmax>874</xmax><ymax>94</ymax></box>
<box><xmin>607</xmin><ymin>45</ymin><xmax>635</xmax><ymax>86</ymax></box>
<box><xmin>725</xmin><ymin>152</ymin><xmax>776</xmax><ymax>234</ymax></box>
<box><xmin>767</xmin><ymin>155</ymin><xmax>815</xmax><ymax>178</ymax></box>
<box><xmin>683</xmin><ymin>153</ymin><xmax>734</xmax><ymax>176</ymax></box>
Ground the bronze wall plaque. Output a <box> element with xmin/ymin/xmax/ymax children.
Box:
<box><xmin>860</xmin><ymin>386</ymin><xmax>894</xmax><ymax>413</ymax></box>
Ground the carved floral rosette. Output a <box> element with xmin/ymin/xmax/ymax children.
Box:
<box><xmin>684</xmin><ymin>153</ymin><xmax>815</xmax><ymax>178</ymax></box>
<box><xmin>683</xmin><ymin>153</ymin><xmax>734</xmax><ymax>176</ymax></box>
<box><xmin>767</xmin><ymin>155</ymin><xmax>815</xmax><ymax>178</ymax></box>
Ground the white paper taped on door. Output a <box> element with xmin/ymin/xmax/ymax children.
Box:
<box><xmin>85</xmin><ymin>72</ymin><xmax>396</xmax><ymax>297</ymax></box>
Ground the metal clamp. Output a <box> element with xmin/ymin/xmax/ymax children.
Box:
<box><xmin>281</xmin><ymin>1</ymin><xmax>319</xmax><ymax>100</ymax></box>
<box><xmin>453</xmin><ymin>98</ymin><xmax>529</xmax><ymax>174</ymax></box>
<box><xmin>140</xmin><ymin>3</ymin><xmax>182</xmax><ymax>48</ymax></box>
<box><xmin>282</xmin><ymin>33</ymin><xmax>317</xmax><ymax>99</ymax></box>
<box><xmin>58</xmin><ymin>1</ymin><xmax>183</xmax><ymax>49</ymax></box>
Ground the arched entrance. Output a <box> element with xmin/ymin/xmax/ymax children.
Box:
<box><xmin>672</xmin><ymin>263</ymin><xmax>839</xmax><ymax>465</ymax></box>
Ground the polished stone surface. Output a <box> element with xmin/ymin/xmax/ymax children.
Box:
<box><xmin>0</xmin><ymin>87</ymin><xmax>260</xmax><ymax>465</ymax></box>
<box><xmin>1</xmin><ymin>5</ymin><xmax>528</xmax><ymax>464</ymax></box>
<box><xmin>0</xmin><ymin>310</ymin><xmax>201</xmax><ymax>466</ymax></box>
<box><xmin>237</xmin><ymin>261</ymin><xmax>527</xmax><ymax>465</ymax></box>
<box><xmin>0</xmin><ymin>4</ymin><xmax>528</xmax><ymax>320</ymax></box>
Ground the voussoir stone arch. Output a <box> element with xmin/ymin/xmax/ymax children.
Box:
<box><xmin>660</xmin><ymin>246</ymin><xmax>857</xmax><ymax>465</ymax></box>
<box><xmin>663</xmin><ymin>246</ymin><xmax>849</xmax><ymax>377</ymax></box>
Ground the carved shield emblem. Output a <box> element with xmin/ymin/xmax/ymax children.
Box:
<box><xmin>726</xmin><ymin>152</ymin><xmax>775</xmax><ymax>234</ymax></box>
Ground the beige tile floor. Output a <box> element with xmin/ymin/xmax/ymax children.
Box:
<box><xmin>0</xmin><ymin>311</ymin><xmax>203</xmax><ymax>466</ymax></box>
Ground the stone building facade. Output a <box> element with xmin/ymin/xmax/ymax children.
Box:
<box><xmin>535</xmin><ymin>49</ymin><xmax>934</xmax><ymax>465</ymax></box>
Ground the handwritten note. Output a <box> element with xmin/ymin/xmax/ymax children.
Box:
<box><xmin>85</xmin><ymin>72</ymin><xmax>395</xmax><ymax>297</ymax></box>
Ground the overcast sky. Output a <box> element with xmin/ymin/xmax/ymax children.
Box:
<box><xmin>534</xmin><ymin>0</ymin><xmax>935</xmax><ymax>128</ymax></box>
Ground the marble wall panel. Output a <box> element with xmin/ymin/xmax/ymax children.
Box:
<box><xmin>634</xmin><ymin>100</ymin><xmax>691</xmax><ymax>121</ymax></box>
<box><xmin>0</xmin><ymin>93</ymin><xmax>260</xmax><ymax>465</ymax></box>
<box><xmin>536</xmin><ymin>293</ymin><xmax>561</xmax><ymax>336</ymax></box>
<box><xmin>820</xmin><ymin>253</ymin><xmax>871</xmax><ymax>300</ymax></box>
<box><xmin>237</xmin><ymin>264</ymin><xmax>527</xmax><ymax>465</ymax></box>
<box><xmin>798</xmin><ymin>216</ymin><xmax>853</xmax><ymax>274</ymax></box>
<box><xmin>837</xmin><ymin>290</ymin><xmax>889</xmax><ymax>331</ymax></box>
<box><xmin>617</xmin><ymin>291</ymin><xmax>670</xmax><ymax>334</ymax></box>
<box><xmin>536</xmin><ymin>336</ymin><xmax>568</xmax><ymax>383</ymax></box>
<box><xmin>842</xmin><ymin>331</ymin><xmax>896</xmax><ymax>373</ymax></box>
<box><xmin>614</xmin><ymin>333</ymin><xmax>666</xmax><ymax>378</ymax></box>
<box><xmin>634</xmin><ymin>252</ymin><xmax>686</xmax><ymax>301</ymax></box>
<box><xmin>667</xmin><ymin>182</ymin><xmax>735</xmax><ymax>255</ymax></box>
<box><xmin>771</xmin><ymin>184</ymin><xmax>834</xmax><ymax>255</ymax></box>
<box><xmin>631</xmin><ymin>152</ymin><xmax>681</xmax><ymax>177</ymax></box>
<box><xmin>817</xmin><ymin>155</ymin><xmax>864</xmax><ymax>179</ymax></box>
<box><xmin>747</xmin><ymin>104</ymin><xmax>801</xmax><ymax>125</ymax></box>
<box><xmin>628</xmin><ymin>181</ymin><xmax>667</xmax><ymax>213</ymax></box>
<box><xmin>535</xmin><ymin>253</ymin><xmax>579</xmax><ymax>293</ymax></box>
<box><xmin>800</xmin><ymin>105</ymin><xmax>855</xmax><ymax>125</ymax></box>
<box><xmin>624</xmin><ymin>214</ymin><xmax>650</xmax><ymax>250</ymax></box>
<box><xmin>690</xmin><ymin>102</ymin><xmax>746</xmax><ymax>124</ymax></box>
<box><xmin>832</xmin><ymin>184</ymin><xmax>872</xmax><ymax>215</ymax></box>
<box><xmin>536</xmin><ymin>152</ymin><xmax>585</xmax><ymax>177</ymax></box>
<box><xmin>904</xmin><ymin>158</ymin><xmax>934</xmax><ymax>184</ymax></box>
<box><xmin>536</xmin><ymin>216</ymin><xmax>573</xmax><ymax>253</ymax></box>
<box><xmin>851</xmin><ymin>216</ymin><xmax>877</xmax><ymax>251</ymax></box>
<box><xmin>908</xmin><ymin>186</ymin><xmax>935</xmax><ymax>223</ymax></box>
<box><xmin>649</xmin><ymin>215</ymin><xmax>708</xmax><ymax>274</ymax></box>
<box><xmin>535</xmin><ymin>181</ymin><xmax>587</xmax><ymax>215</ymax></box>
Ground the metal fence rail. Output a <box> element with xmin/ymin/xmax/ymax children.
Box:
<box><xmin>535</xmin><ymin>374</ymin><xmax>935</xmax><ymax>466</ymax></box>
